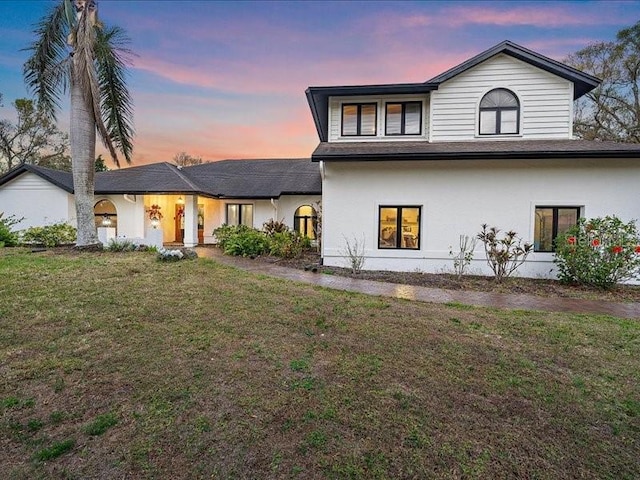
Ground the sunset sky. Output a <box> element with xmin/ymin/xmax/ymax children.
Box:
<box><xmin>0</xmin><ymin>0</ymin><xmax>638</xmax><ymax>168</ymax></box>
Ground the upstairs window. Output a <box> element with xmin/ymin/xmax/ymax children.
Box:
<box><xmin>534</xmin><ymin>206</ymin><xmax>580</xmax><ymax>252</ymax></box>
<box><xmin>385</xmin><ymin>102</ymin><xmax>422</xmax><ymax>135</ymax></box>
<box><xmin>479</xmin><ymin>88</ymin><xmax>519</xmax><ymax>135</ymax></box>
<box><xmin>341</xmin><ymin>103</ymin><xmax>377</xmax><ymax>136</ymax></box>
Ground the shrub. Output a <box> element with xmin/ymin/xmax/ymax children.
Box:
<box><xmin>263</xmin><ymin>218</ymin><xmax>289</xmax><ymax>235</ymax></box>
<box><xmin>20</xmin><ymin>222</ymin><xmax>77</xmax><ymax>247</ymax></box>
<box><xmin>268</xmin><ymin>230</ymin><xmax>306</xmax><ymax>258</ymax></box>
<box><xmin>0</xmin><ymin>212</ymin><xmax>23</xmax><ymax>247</ymax></box>
<box><xmin>213</xmin><ymin>224</ymin><xmax>268</xmax><ymax>257</ymax></box>
<box><xmin>341</xmin><ymin>235</ymin><xmax>366</xmax><ymax>274</ymax></box>
<box><xmin>554</xmin><ymin>216</ymin><xmax>640</xmax><ymax>289</ymax></box>
<box><xmin>449</xmin><ymin>234</ymin><xmax>477</xmax><ymax>279</ymax></box>
<box><xmin>157</xmin><ymin>247</ymin><xmax>184</xmax><ymax>262</ymax></box>
<box><xmin>104</xmin><ymin>238</ymin><xmax>136</xmax><ymax>252</ymax></box>
<box><xmin>477</xmin><ymin>224</ymin><xmax>532</xmax><ymax>282</ymax></box>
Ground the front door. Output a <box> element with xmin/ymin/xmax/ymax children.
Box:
<box><xmin>175</xmin><ymin>204</ymin><xmax>184</xmax><ymax>243</ymax></box>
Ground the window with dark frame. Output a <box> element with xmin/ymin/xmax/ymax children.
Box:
<box><xmin>534</xmin><ymin>206</ymin><xmax>580</xmax><ymax>252</ymax></box>
<box><xmin>341</xmin><ymin>103</ymin><xmax>377</xmax><ymax>136</ymax></box>
<box><xmin>378</xmin><ymin>206</ymin><xmax>421</xmax><ymax>250</ymax></box>
<box><xmin>226</xmin><ymin>203</ymin><xmax>253</xmax><ymax>227</ymax></box>
<box><xmin>385</xmin><ymin>102</ymin><xmax>422</xmax><ymax>135</ymax></box>
<box><xmin>479</xmin><ymin>88</ymin><xmax>520</xmax><ymax>135</ymax></box>
<box><xmin>293</xmin><ymin>205</ymin><xmax>317</xmax><ymax>239</ymax></box>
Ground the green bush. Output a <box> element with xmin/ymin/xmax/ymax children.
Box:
<box><xmin>213</xmin><ymin>224</ymin><xmax>268</xmax><ymax>257</ymax></box>
<box><xmin>0</xmin><ymin>212</ymin><xmax>23</xmax><ymax>247</ymax></box>
<box><xmin>268</xmin><ymin>230</ymin><xmax>306</xmax><ymax>258</ymax></box>
<box><xmin>20</xmin><ymin>222</ymin><xmax>77</xmax><ymax>247</ymax></box>
<box><xmin>554</xmin><ymin>216</ymin><xmax>640</xmax><ymax>289</ymax></box>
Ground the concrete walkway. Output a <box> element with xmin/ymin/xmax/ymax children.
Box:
<box><xmin>195</xmin><ymin>248</ymin><xmax>640</xmax><ymax>319</ymax></box>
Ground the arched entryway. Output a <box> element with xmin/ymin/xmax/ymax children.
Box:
<box><xmin>94</xmin><ymin>199</ymin><xmax>118</xmax><ymax>232</ymax></box>
<box><xmin>294</xmin><ymin>205</ymin><xmax>317</xmax><ymax>239</ymax></box>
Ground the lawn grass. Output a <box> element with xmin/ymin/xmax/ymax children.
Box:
<box><xmin>0</xmin><ymin>248</ymin><xmax>638</xmax><ymax>479</ymax></box>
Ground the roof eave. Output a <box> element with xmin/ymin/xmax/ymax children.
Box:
<box><xmin>312</xmin><ymin>150</ymin><xmax>640</xmax><ymax>162</ymax></box>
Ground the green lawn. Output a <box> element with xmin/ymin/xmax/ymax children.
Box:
<box><xmin>0</xmin><ymin>249</ymin><xmax>638</xmax><ymax>479</ymax></box>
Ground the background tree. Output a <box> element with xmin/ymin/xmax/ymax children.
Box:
<box><xmin>565</xmin><ymin>21</ymin><xmax>640</xmax><ymax>142</ymax></box>
<box><xmin>0</xmin><ymin>96</ymin><xmax>70</xmax><ymax>174</ymax></box>
<box><xmin>24</xmin><ymin>0</ymin><xmax>134</xmax><ymax>247</ymax></box>
<box><xmin>173</xmin><ymin>151</ymin><xmax>203</xmax><ymax>167</ymax></box>
<box><xmin>94</xmin><ymin>154</ymin><xmax>108</xmax><ymax>171</ymax></box>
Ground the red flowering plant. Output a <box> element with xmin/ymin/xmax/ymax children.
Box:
<box><xmin>554</xmin><ymin>216</ymin><xmax>640</xmax><ymax>288</ymax></box>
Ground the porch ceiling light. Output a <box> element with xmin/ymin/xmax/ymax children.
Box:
<box><xmin>101</xmin><ymin>214</ymin><xmax>112</xmax><ymax>226</ymax></box>
<box><xmin>177</xmin><ymin>196</ymin><xmax>184</xmax><ymax>204</ymax></box>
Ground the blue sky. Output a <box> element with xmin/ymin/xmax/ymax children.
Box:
<box><xmin>0</xmin><ymin>0</ymin><xmax>638</xmax><ymax>166</ymax></box>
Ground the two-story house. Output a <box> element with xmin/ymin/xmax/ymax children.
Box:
<box><xmin>306</xmin><ymin>40</ymin><xmax>640</xmax><ymax>278</ymax></box>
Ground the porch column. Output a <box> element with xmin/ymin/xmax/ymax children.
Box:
<box><xmin>183</xmin><ymin>195</ymin><xmax>198</xmax><ymax>247</ymax></box>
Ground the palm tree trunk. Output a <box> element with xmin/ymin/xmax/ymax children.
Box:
<box><xmin>70</xmin><ymin>67</ymin><xmax>99</xmax><ymax>247</ymax></box>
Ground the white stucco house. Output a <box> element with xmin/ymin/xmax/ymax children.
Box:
<box><xmin>305</xmin><ymin>40</ymin><xmax>640</xmax><ymax>278</ymax></box>
<box><xmin>1</xmin><ymin>40</ymin><xmax>640</xmax><ymax>280</ymax></box>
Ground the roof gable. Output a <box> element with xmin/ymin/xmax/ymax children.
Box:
<box><xmin>0</xmin><ymin>164</ymin><xmax>74</xmax><ymax>192</ymax></box>
<box><xmin>427</xmin><ymin>40</ymin><xmax>600</xmax><ymax>99</ymax></box>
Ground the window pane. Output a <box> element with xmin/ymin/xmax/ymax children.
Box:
<box><xmin>342</xmin><ymin>105</ymin><xmax>358</xmax><ymax>136</ymax></box>
<box><xmin>241</xmin><ymin>204</ymin><xmax>253</xmax><ymax>227</ymax></box>
<box><xmin>534</xmin><ymin>208</ymin><xmax>554</xmax><ymax>252</ymax></box>
<box><xmin>557</xmin><ymin>208</ymin><xmax>578</xmax><ymax>236</ymax></box>
<box><xmin>401</xmin><ymin>207</ymin><xmax>420</xmax><ymax>249</ymax></box>
<box><xmin>480</xmin><ymin>110</ymin><xmax>496</xmax><ymax>134</ymax></box>
<box><xmin>404</xmin><ymin>103</ymin><xmax>421</xmax><ymax>134</ymax></box>
<box><xmin>361</xmin><ymin>104</ymin><xmax>377</xmax><ymax>135</ymax></box>
<box><xmin>227</xmin><ymin>204</ymin><xmax>239</xmax><ymax>226</ymax></box>
<box><xmin>500</xmin><ymin>109</ymin><xmax>518</xmax><ymax>134</ymax></box>
<box><xmin>386</xmin><ymin>104</ymin><xmax>402</xmax><ymax>135</ymax></box>
<box><xmin>379</xmin><ymin>207</ymin><xmax>397</xmax><ymax>248</ymax></box>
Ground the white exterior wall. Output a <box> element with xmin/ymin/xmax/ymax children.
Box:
<box><xmin>321</xmin><ymin>159</ymin><xmax>640</xmax><ymax>280</ymax></box>
<box><xmin>430</xmin><ymin>54</ymin><xmax>574</xmax><ymax>141</ymax></box>
<box><xmin>328</xmin><ymin>95</ymin><xmax>430</xmax><ymax>142</ymax></box>
<box><xmin>0</xmin><ymin>172</ymin><xmax>75</xmax><ymax>229</ymax></box>
<box><xmin>95</xmin><ymin>194</ymin><xmax>145</xmax><ymax>240</ymax></box>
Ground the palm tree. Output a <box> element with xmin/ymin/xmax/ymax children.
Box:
<box><xmin>24</xmin><ymin>0</ymin><xmax>134</xmax><ymax>247</ymax></box>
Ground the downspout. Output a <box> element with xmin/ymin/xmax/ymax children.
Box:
<box><xmin>270</xmin><ymin>198</ymin><xmax>278</xmax><ymax>220</ymax></box>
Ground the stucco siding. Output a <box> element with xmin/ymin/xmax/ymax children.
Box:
<box><xmin>321</xmin><ymin>159</ymin><xmax>640</xmax><ymax>280</ymax></box>
<box><xmin>430</xmin><ymin>54</ymin><xmax>573</xmax><ymax>141</ymax></box>
<box><xmin>0</xmin><ymin>172</ymin><xmax>74</xmax><ymax>229</ymax></box>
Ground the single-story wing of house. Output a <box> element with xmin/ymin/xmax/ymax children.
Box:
<box><xmin>0</xmin><ymin>159</ymin><xmax>321</xmax><ymax>247</ymax></box>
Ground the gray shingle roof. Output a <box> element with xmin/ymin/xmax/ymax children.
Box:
<box><xmin>183</xmin><ymin>159</ymin><xmax>321</xmax><ymax>198</ymax></box>
<box><xmin>0</xmin><ymin>159</ymin><xmax>321</xmax><ymax>199</ymax></box>
<box><xmin>311</xmin><ymin>139</ymin><xmax>640</xmax><ymax>162</ymax></box>
<box><xmin>95</xmin><ymin>162</ymin><xmax>202</xmax><ymax>194</ymax></box>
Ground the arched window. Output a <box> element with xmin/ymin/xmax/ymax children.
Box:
<box><xmin>294</xmin><ymin>205</ymin><xmax>317</xmax><ymax>239</ymax></box>
<box><xmin>479</xmin><ymin>88</ymin><xmax>519</xmax><ymax>135</ymax></box>
<box><xmin>94</xmin><ymin>199</ymin><xmax>117</xmax><ymax>231</ymax></box>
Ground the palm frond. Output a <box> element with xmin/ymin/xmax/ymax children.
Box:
<box><xmin>94</xmin><ymin>25</ymin><xmax>135</xmax><ymax>166</ymax></box>
<box><xmin>23</xmin><ymin>2</ymin><xmax>71</xmax><ymax>121</ymax></box>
